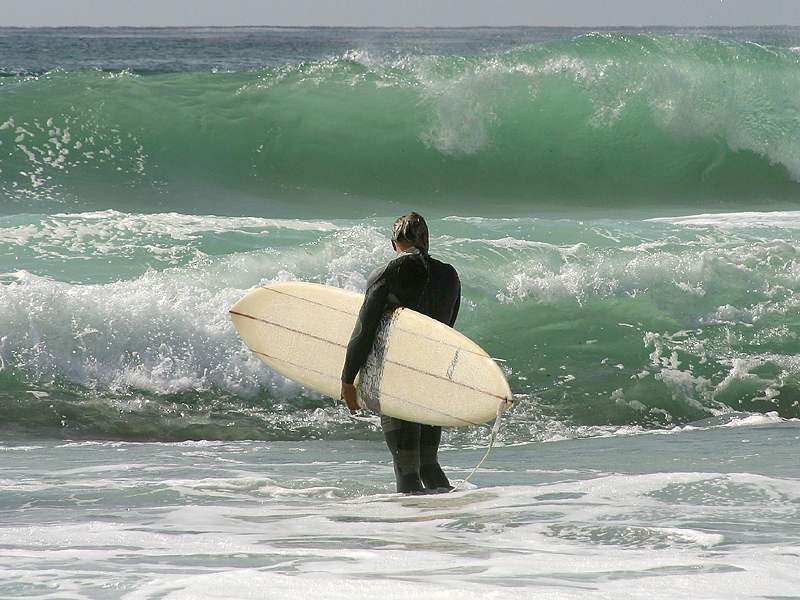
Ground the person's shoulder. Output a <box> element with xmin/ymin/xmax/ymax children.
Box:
<box><xmin>366</xmin><ymin>263</ymin><xmax>390</xmax><ymax>287</ymax></box>
<box><xmin>429</xmin><ymin>256</ymin><xmax>460</xmax><ymax>287</ymax></box>
<box><xmin>369</xmin><ymin>252</ymin><xmax>416</xmax><ymax>285</ymax></box>
<box><xmin>382</xmin><ymin>252</ymin><xmax>413</xmax><ymax>276</ymax></box>
<box><xmin>389</xmin><ymin>251</ymin><xmax>418</xmax><ymax>266</ymax></box>
<box><xmin>429</xmin><ymin>255</ymin><xmax>459</xmax><ymax>276</ymax></box>
<box><xmin>389</xmin><ymin>249</ymin><xmax>432</xmax><ymax>272</ymax></box>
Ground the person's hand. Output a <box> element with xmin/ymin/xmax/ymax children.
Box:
<box><xmin>340</xmin><ymin>383</ymin><xmax>359</xmax><ymax>414</ymax></box>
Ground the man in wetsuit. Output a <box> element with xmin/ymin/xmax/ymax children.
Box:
<box><xmin>340</xmin><ymin>212</ymin><xmax>461</xmax><ymax>494</ymax></box>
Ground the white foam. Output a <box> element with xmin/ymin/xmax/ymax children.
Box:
<box><xmin>3</xmin><ymin>428</ymin><xmax>800</xmax><ymax>600</ymax></box>
<box><xmin>647</xmin><ymin>210</ymin><xmax>800</xmax><ymax>229</ymax></box>
<box><xmin>125</xmin><ymin>571</ymin><xmax>497</xmax><ymax>600</ymax></box>
<box><xmin>0</xmin><ymin>210</ymin><xmax>338</xmax><ymax>265</ymax></box>
<box><xmin>675</xmin><ymin>411</ymin><xmax>790</xmax><ymax>432</ymax></box>
<box><xmin>0</xmin><ymin>268</ymin><xmax>277</xmax><ymax>397</ymax></box>
<box><xmin>47</xmin><ymin>209</ymin><xmax>339</xmax><ymax>233</ymax></box>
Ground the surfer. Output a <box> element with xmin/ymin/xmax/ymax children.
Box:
<box><xmin>340</xmin><ymin>213</ymin><xmax>461</xmax><ymax>494</ymax></box>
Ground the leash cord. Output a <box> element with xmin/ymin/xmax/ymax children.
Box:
<box><xmin>450</xmin><ymin>398</ymin><xmax>510</xmax><ymax>492</ymax></box>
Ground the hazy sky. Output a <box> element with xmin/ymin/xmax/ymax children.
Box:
<box><xmin>4</xmin><ymin>0</ymin><xmax>800</xmax><ymax>27</ymax></box>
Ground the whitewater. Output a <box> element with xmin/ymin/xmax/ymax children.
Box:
<box><xmin>1</xmin><ymin>27</ymin><xmax>799</xmax><ymax>599</ymax></box>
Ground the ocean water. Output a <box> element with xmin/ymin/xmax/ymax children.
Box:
<box><xmin>1</xmin><ymin>27</ymin><xmax>800</xmax><ymax>598</ymax></box>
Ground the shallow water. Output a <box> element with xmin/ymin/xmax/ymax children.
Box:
<box><xmin>1</xmin><ymin>419</ymin><xmax>798</xmax><ymax>599</ymax></box>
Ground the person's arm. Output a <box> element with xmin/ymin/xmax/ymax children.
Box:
<box><xmin>340</xmin><ymin>268</ymin><xmax>392</xmax><ymax>410</ymax></box>
<box><xmin>448</xmin><ymin>272</ymin><xmax>461</xmax><ymax>328</ymax></box>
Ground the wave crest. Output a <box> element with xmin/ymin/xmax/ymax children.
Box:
<box><xmin>2</xmin><ymin>34</ymin><xmax>800</xmax><ymax>211</ymax></box>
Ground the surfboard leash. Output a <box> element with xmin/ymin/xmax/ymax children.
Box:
<box><xmin>450</xmin><ymin>397</ymin><xmax>512</xmax><ymax>492</ymax></box>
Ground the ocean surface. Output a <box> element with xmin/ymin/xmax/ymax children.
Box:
<box><xmin>1</xmin><ymin>26</ymin><xmax>799</xmax><ymax>598</ymax></box>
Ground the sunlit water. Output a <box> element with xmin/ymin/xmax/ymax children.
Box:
<box><xmin>2</xmin><ymin>418</ymin><xmax>798</xmax><ymax>599</ymax></box>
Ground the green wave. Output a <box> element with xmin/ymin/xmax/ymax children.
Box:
<box><xmin>2</xmin><ymin>211</ymin><xmax>800</xmax><ymax>441</ymax></box>
<box><xmin>2</xmin><ymin>34</ymin><xmax>800</xmax><ymax>214</ymax></box>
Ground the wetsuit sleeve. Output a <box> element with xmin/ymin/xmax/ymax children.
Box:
<box><xmin>449</xmin><ymin>276</ymin><xmax>461</xmax><ymax>327</ymax></box>
<box><xmin>341</xmin><ymin>268</ymin><xmax>392</xmax><ymax>384</ymax></box>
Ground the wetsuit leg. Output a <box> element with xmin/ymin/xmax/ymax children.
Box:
<box><xmin>381</xmin><ymin>415</ymin><xmax>424</xmax><ymax>493</ymax></box>
<box><xmin>419</xmin><ymin>425</ymin><xmax>452</xmax><ymax>491</ymax></box>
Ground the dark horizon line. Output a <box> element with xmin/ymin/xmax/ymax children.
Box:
<box><xmin>2</xmin><ymin>23</ymin><xmax>798</xmax><ymax>30</ymax></box>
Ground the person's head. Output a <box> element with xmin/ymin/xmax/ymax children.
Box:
<box><xmin>391</xmin><ymin>212</ymin><xmax>429</xmax><ymax>254</ymax></box>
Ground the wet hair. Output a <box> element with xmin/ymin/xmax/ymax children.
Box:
<box><xmin>391</xmin><ymin>212</ymin><xmax>429</xmax><ymax>253</ymax></box>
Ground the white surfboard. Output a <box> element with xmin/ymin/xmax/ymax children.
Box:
<box><xmin>229</xmin><ymin>281</ymin><xmax>512</xmax><ymax>426</ymax></box>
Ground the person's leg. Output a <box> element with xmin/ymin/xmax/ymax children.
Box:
<box><xmin>381</xmin><ymin>415</ymin><xmax>424</xmax><ymax>493</ymax></box>
<box><xmin>419</xmin><ymin>425</ymin><xmax>452</xmax><ymax>491</ymax></box>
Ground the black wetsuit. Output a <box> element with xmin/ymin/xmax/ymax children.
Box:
<box><xmin>341</xmin><ymin>247</ymin><xmax>461</xmax><ymax>493</ymax></box>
